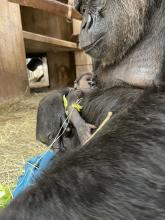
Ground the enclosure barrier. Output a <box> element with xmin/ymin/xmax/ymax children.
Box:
<box><xmin>8</xmin><ymin>0</ymin><xmax>82</xmax><ymax>20</ymax></box>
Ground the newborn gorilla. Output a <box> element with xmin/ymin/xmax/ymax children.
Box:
<box><xmin>36</xmin><ymin>73</ymin><xmax>95</xmax><ymax>152</ymax></box>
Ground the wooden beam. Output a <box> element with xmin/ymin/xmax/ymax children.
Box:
<box><xmin>0</xmin><ymin>1</ymin><xmax>29</xmax><ymax>100</ymax></box>
<box><xmin>23</xmin><ymin>31</ymin><xmax>80</xmax><ymax>50</ymax></box>
<box><xmin>8</xmin><ymin>0</ymin><xmax>82</xmax><ymax>20</ymax></box>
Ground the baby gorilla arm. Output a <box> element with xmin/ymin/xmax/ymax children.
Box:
<box><xmin>67</xmin><ymin>89</ymin><xmax>96</xmax><ymax>145</ymax></box>
<box><xmin>69</xmin><ymin>108</ymin><xmax>96</xmax><ymax>145</ymax></box>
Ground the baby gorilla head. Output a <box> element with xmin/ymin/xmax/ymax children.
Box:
<box><xmin>74</xmin><ymin>72</ymin><xmax>95</xmax><ymax>94</ymax></box>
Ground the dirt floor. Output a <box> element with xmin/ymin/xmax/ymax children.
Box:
<box><xmin>0</xmin><ymin>93</ymin><xmax>49</xmax><ymax>188</ymax></box>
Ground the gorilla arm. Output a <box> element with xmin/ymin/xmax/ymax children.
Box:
<box><xmin>66</xmin><ymin>89</ymin><xmax>96</xmax><ymax>145</ymax></box>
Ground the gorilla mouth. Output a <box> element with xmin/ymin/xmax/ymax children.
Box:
<box><xmin>82</xmin><ymin>36</ymin><xmax>104</xmax><ymax>53</ymax></box>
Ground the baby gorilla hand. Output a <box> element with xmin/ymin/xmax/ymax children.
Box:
<box><xmin>67</xmin><ymin>89</ymin><xmax>82</xmax><ymax>108</ymax></box>
<box><xmin>78</xmin><ymin>122</ymin><xmax>96</xmax><ymax>145</ymax></box>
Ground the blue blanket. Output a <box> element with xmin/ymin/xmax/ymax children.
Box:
<box><xmin>13</xmin><ymin>150</ymin><xmax>55</xmax><ymax>198</ymax></box>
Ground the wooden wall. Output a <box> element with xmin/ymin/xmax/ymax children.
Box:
<box><xmin>0</xmin><ymin>1</ymin><xmax>90</xmax><ymax>100</ymax></box>
<box><xmin>21</xmin><ymin>7</ymin><xmax>76</xmax><ymax>89</ymax></box>
<box><xmin>0</xmin><ymin>0</ymin><xmax>28</xmax><ymax>101</ymax></box>
<box><xmin>72</xmin><ymin>19</ymin><xmax>93</xmax><ymax>77</ymax></box>
<box><xmin>47</xmin><ymin>52</ymin><xmax>76</xmax><ymax>89</ymax></box>
<box><xmin>20</xmin><ymin>7</ymin><xmax>73</xmax><ymax>41</ymax></box>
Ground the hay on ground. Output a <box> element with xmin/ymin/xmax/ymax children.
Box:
<box><xmin>0</xmin><ymin>93</ymin><xmax>49</xmax><ymax>187</ymax></box>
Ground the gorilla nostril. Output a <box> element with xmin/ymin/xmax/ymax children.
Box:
<box><xmin>89</xmin><ymin>81</ymin><xmax>96</xmax><ymax>87</ymax></box>
<box><xmin>82</xmin><ymin>14</ymin><xmax>93</xmax><ymax>30</ymax></box>
<box><xmin>87</xmin><ymin>14</ymin><xmax>93</xmax><ymax>30</ymax></box>
<box><xmin>82</xmin><ymin>20</ymin><xmax>87</xmax><ymax>29</ymax></box>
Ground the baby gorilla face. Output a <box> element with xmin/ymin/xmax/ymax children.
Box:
<box><xmin>76</xmin><ymin>73</ymin><xmax>94</xmax><ymax>94</ymax></box>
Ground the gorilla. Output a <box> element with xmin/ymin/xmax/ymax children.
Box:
<box><xmin>76</xmin><ymin>0</ymin><xmax>164</xmax><ymax>89</ymax></box>
<box><xmin>0</xmin><ymin>0</ymin><xmax>165</xmax><ymax>219</ymax></box>
<box><xmin>36</xmin><ymin>72</ymin><xmax>96</xmax><ymax>152</ymax></box>
<box><xmin>36</xmin><ymin>0</ymin><xmax>165</xmax><ymax>151</ymax></box>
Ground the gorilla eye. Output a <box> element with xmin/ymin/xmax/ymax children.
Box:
<box><xmin>80</xmin><ymin>5</ymin><xmax>86</xmax><ymax>14</ymax></box>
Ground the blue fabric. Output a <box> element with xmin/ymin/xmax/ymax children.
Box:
<box><xmin>13</xmin><ymin>150</ymin><xmax>55</xmax><ymax>198</ymax></box>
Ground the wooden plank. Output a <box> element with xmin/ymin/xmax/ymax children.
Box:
<box><xmin>75</xmin><ymin>51</ymin><xmax>92</xmax><ymax>66</ymax></box>
<box><xmin>21</xmin><ymin>7</ymin><xmax>73</xmax><ymax>41</ymax></box>
<box><xmin>23</xmin><ymin>31</ymin><xmax>80</xmax><ymax>51</ymax></box>
<box><xmin>47</xmin><ymin>52</ymin><xmax>76</xmax><ymax>89</ymax></box>
<box><xmin>8</xmin><ymin>0</ymin><xmax>82</xmax><ymax>20</ymax></box>
<box><xmin>72</xmin><ymin>18</ymin><xmax>81</xmax><ymax>35</ymax></box>
<box><xmin>0</xmin><ymin>1</ymin><xmax>28</xmax><ymax>100</ymax></box>
<box><xmin>76</xmin><ymin>65</ymin><xmax>93</xmax><ymax>78</ymax></box>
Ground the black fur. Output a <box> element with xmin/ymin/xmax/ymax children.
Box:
<box><xmin>36</xmin><ymin>88</ymin><xmax>80</xmax><ymax>152</ymax></box>
<box><xmin>1</xmin><ymin>0</ymin><xmax>164</xmax><ymax>219</ymax></box>
<box><xmin>1</xmin><ymin>89</ymin><xmax>165</xmax><ymax>220</ymax></box>
<box><xmin>82</xmin><ymin>87</ymin><xmax>143</xmax><ymax>126</ymax></box>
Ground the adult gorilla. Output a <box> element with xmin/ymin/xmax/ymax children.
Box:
<box><xmin>77</xmin><ymin>0</ymin><xmax>164</xmax><ymax>88</ymax></box>
<box><xmin>37</xmin><ymin>0</ymin><xmax>165</xmax><ymax>148</ymax></box>
<box><xmin>77</xmin><ymin>0</ymin><xmax>165</xmax><ymax>130</ymax></box>
<box><xmin>0</xmin><ymin>0</ymin><xmax>165</xmax><ymax>220</ymax></box>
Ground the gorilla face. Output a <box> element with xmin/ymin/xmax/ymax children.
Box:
<box><xmin>75</xmin><ymin>0</ymin><xmax>151</xmax><ymax>65</ymax></box>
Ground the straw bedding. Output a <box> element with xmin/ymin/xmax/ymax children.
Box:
<box><xmin>0</xmin><ymin>93</ymin><xmax>48</xmax><ymax>187</ymax></box>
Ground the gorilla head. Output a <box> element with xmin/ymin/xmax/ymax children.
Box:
<box><xmin>75</xmin><ymin>0</ymin><xmax>161</xmax><ymax>65</ymax></box>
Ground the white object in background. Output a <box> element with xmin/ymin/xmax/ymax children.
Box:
<box><xmin>26</xmin><ymin>57</ymin><xmax>49</xmax><ymax>88</ymax></box>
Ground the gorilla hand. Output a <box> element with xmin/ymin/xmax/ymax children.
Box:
<box><xmin>67</xmin><ymin>89</ymin><xmax>82</xmax><ymax>108</ymax></box>
<box><xmin>77</xmin><ymin>122</ymin><xmax>96</xmax><ymax>145</ymax></box>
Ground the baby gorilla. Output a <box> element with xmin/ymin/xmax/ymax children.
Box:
<box><xmin>36</xmin><ymin>72</ymin><xmax>96</xmax><ymax>153</ymax></box>
<box><xmin>74</xmin><ymin>73</ymin><xmax>95</xmax><ymax>93</ymax></box>
<box><xmin>66</xmin><ymin>73</ymin><xmax>96</xmax><ymax>145</ymax></box>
